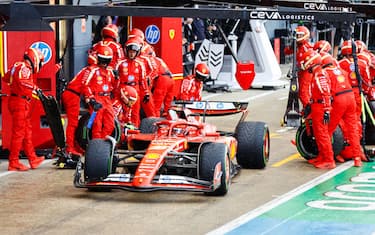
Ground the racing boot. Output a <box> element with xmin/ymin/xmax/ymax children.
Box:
<box><xmin>308</xmin><ymin>155</ymin><xmax>323</xmax><ymax>165</ymax></box>
<box><xmin>67</xmin><ymin>145</ymin><xmax>83</xmax><ymax>158</ymax></box>
<box><xmin>335</xmin><ymin>155</ymin><xmax>345</xmax><ymax>163</ymax></box>
<box><xmin>313</xmin><ymin>155</ymin><xmax>336</xmax><ymax>169</ymax></box>
<box><xmin>360</xmin><ymin>151</ymin><xmax>368</xmax><ymax>162</ymax></box>
<box><xmin>8</xmin><ymin>160</ymin><xmax>29</xmax><ymax>171</ymax></box>
<box><xmin>29</xmin><ymin>155</ymin><xmax>45</xmax><ymax>169</ymax></box>
<box><xmin>313</xmin><ymin>160</ymin><xmax>336</xmax><ymax>169</ymax></box>
<box><xmin>353</xmin><ymin>157</ymin><xmax>362</xmax><ymax>167</ymax></box>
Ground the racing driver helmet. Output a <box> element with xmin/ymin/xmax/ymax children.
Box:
<box><xmin>295</xmin><ymin>26</ymin><xmax>310</xmax><ymax>44</ymax></box>
<box><xmin>357</xmin><ymin>52</ymin><xmax>371</xmax><ymax>66</ymax></box>
<box><xmin>355</xmin><ymin>40</ymin><xmax>367</xmax><ymax>53</ymax></box>
<box><xmin>314</xmin><ymin>40</ymin><xmax>332</xmax><ymax>54</ymax></box>
<box><xmin>321</xmin><ymin>52</ymin><xmax>336</xmax><ymax>68</ymax></box>
<box><xmin>96</xmin><ymin>44</ymin><xmax>113</xmax><ymax>66</ymax></box>
<box><xmin>87</xmin><ymin>50</ymin><xmax>98</xmax><ymax>66</ymax></box>
<box><xmin>121</xmin><ymin>85</ymin><xmax>138</xmax><ymax>106</ymax></box>
<box><xmin>194</xmin><ymin>63</ymin><xmax>210</xmax><ymax>81</ymax></box>
<box><xmin>101</xmin><ymin>24</ymin><xmax>119</xmax><ymax>41</ymax></box>
<box><xmin>300</xmin><ymin>49</ymin><xmax>322</xmax><ymax>71</ymax></box>
<box><xmin>24</xmin><ymin>47</ymin><xmax>44</xmax><ymax>73</ymax></box>
<box><xmin>128</xmin><ymin>28</ymin><xmax>145</xmax><ymax>41</ymax></box>
<box><xmin>340</xmin><ymin>40</ymin><xmax>354</xmax><ymax>56</ymax></box>
<box><xmin>124</xmin><ymin>38</ymin><xmax>141</xmax><ymax>58</ymax></box>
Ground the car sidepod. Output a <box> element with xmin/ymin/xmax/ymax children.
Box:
<box><xmin>198</xmin><ymin>142</ymin><xmax>231</xmax><ymax>196</ymax></box>
<box><xmin>235</xmin><ymin>121</ymin><xmax>270</xmax><ymax>169</ymax></box>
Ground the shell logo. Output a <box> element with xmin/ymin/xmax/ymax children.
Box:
<box><xmin>337</xmin><ymin>75</ymin><xmax>345</xmax><ymax>82</ymax></box>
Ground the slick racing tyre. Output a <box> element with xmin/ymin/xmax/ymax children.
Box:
<box><xmin>295</xmin><ymin>122</ymin><xmax>344</xmax><ymax>160</ymax></box>
<box><xmin>365</xmin><ymin>122</ymin><xmax>375</xmax><ymax>145</ymax></box>
<box><xmin>75</xmin><ymin>112</ymin><xmax>121</xmax><ymax>150</ymax></box>
<box><xmin>235</xmin><ymin>121</ymin><xmax>270</xmax><ymax>169</ymax></box>
<box><xmin>84</xmin><ymin>139</ymin><xmax>114</xmax><ymax>183</ymax></box>
<box><xmin>199</xmin><ymin>142</ymin><xmax>230</xmax><ymax>196</ymax></box>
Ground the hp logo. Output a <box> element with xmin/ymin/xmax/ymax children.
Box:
<box><xmin>31</xmin><ymin>41</ymin><xmax>52</xmax><ymax>64</ymax></box>
<box><xmin>145</xmin><ymin>25</ymin><xmax>160</xmax><ymax>44</ymax></box>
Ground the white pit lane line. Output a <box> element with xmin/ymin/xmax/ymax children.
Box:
<box><xmin>0</xmin><ymin>159</ymin><xmax>53</xmax><ymax>178</ymax></box>
<box><xmin>241</xmin><ymin>90</ymin><xmax>276</xmax><ymax>102</ymax></box>
<box><xmin>206</xmin><ymin>161</ymin><xmax>353</xmax><ymax>235</ymax></box>
<box><xmin>203</xmin><ymin>90</ymin><xmax>277</xmax><ymax>101</ymax></box>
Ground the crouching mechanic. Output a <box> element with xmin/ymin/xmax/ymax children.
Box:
<box><xmin>2</xmin><ymin>48</ymin><xmax>46</xmax><ymax>171</ymax></box>
<box><xmin>61</xmin><ymin>53</ymin><xmax>98</xmax><ymax>157</ymax></box>
<box><xmin>112</xmin><ymin>85</ymin><xmax>138</xmax><ymax>144</ymax></box>
<box><xmin>83</xmin><ymin>45</ymin><xmax>117</xmax><ymax>139</ymax></box>
<box><xmin>179</xmin><ymin>63</ymin><xmax>210</xmax><ymax>101</ymax></box>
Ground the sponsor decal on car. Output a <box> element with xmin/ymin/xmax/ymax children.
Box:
<box><xmin>213</xmin><ymin>162</ymin><xmax>222</xmax><ymax>190</ymax></box>
<box><xmin>146</xmin><ymin>153</ymin><xmax>160</xmax><ymax>159</ymax></box>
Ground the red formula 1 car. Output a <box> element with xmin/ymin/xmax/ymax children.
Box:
<box><xmin>74</xmin><ymin>101</ymin><xmax>270</xmax><ymax>196</ymax></box>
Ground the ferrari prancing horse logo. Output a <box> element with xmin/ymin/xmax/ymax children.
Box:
<box><xmin>169</xmin><ymin>29</ymin><xmax>175</xmax><ymax>40</ymax></box>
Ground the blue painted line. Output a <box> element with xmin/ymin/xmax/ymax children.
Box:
<box><xmin>227</xmin><ymin>217</ymin><xmax>375</xmax><ymax>235</ymax></box>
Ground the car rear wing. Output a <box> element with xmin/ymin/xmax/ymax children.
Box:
<box><xmin>172</xmin><ymin>100</ymin><xmax>249</xmax><ymax>123</ymax></box>
<box><xmin>184</xmin><ymin>101</ymin><xmax>248</xmax><ymax>116</ymax></box>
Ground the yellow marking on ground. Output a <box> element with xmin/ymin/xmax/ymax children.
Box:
<box><xmin>270</xmin><ymin>133</ymin><xmax>280</xmax><ymax>138</ymax></box>
<box><xmin>272</xmin><ymin>153</ymin><xmax>302</xmax><ymax>167</ymax></box>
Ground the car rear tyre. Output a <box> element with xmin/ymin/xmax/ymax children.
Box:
<box><xmin>235</xmin><ymin>121</ymin><xmax>270</xmax><ymax>169</ymax></box>
<box><xmin>199</xmin><ymin>143</ymin><xmax>230</xmax><ymax>196</ymax></box>
<box><xmin>365</xmin><ymin>100</ymin><xmax>375</xmax><ymax>145</ymax></box>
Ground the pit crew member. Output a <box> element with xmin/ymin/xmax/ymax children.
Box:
<box><xmin>83</xmin><ymin>44</ymin><xmax>117</xmax><ymax>139</ymax></box>
<box><xmin>179</xmin><ymin>62</ymin><xmax>210</xmax><ymax>101</ymax></box>
<box><xmin>2</xmin><ymin>48</ymin><xmax>46</xmax><ymax>171</ymax></box>
<box><xmin>61</xmin><ymin>53</ymin><xmax>98</xmax><ymax>157</ymax></box>
<box><xmin>92</xmin><ymin>24</ymin><xmax>124</xmax><ymax>68</ymax></box>
<box><xmin>300</xmin><ymin>50</ymin><xmax>334</xmax><ymax>169</ymax></box>
<box><xmin>321</xmin><ymin>53</ymin><xmax>363</xmax><ymax>167</ymax></box>
<box><xmin>116</xmin><ymin>37</ymin><xmax>153</xmax><ymax>127</ymax></box>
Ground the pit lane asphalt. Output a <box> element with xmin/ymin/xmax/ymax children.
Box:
<box><xmin>0</xmin><ymin>76</ymin><xmax>339</xmax><ymax>235</ymax></box>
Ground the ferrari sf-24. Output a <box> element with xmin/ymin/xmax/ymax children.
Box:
<box><xmin>74</xmin><ymin>101</ymin><xmax>270</xmax><ymax>196</ymax></box>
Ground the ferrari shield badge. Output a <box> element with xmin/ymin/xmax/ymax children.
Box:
<box><xmin>169</xmin><ymin>29</ymin><xmax>175</xmax><ymax>40</ymax></box>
